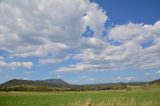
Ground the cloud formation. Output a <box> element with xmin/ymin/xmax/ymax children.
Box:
<box><xmin>0</xmin><ymin>60</ymin><xmax>33</xmax><ymax>70</ymax></box>
<box><xmin>0</xmin><ymin>0</ymin><xmax>107</xmax><ymax>70</ymax></box>
<box><xmin>58</xmin><ymin>21</ymin><xmax>160</xmax><ymax>72</ymax></box>
<box><xmin>156</xmin><ymin>70</ymin><xmax>160</xmax><ymax>74</ymax></box>
<box><xmin>0</xmin><ymin>56</ymin><xmax>32</xmax><ymax>70</ymax></box>
<box><xmin>0</xmin><ymin>0</ymin><xmax>160</xmax><ymax>73</ymax></box>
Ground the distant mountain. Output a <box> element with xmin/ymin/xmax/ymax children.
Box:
<box><xmin>149</xmin><ymin>79</ymin><xmax>160</xmax><ymax>85</ymax></box>
<box><xmin>0</xmin><ymin>78</ymin><xmax>159</xmax><ymax>91</ymax></box>
<box><xmin>0</xmin><ymin>79</ymin><xmax>70</xmax><ymax>88</ymax></box>
<box><xmin>38</xmin><ymin>79</ymin><xmax>70</xmax><ymax>86</ymax></box>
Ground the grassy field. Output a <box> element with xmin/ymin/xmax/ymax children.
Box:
<box><xmin>0</xmin><ymin>88</ymin><xmax>160</xmax><ymax>106</ymax></box>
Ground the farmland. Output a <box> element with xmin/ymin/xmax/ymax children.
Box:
<box><xmin>0</xmin><ymin>87</ymin><xmax>160</xmax><ymax>106</ymax></box>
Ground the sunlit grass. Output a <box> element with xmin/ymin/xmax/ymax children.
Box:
<box><xmin>0</xmin><ymin>88</ymin><xmax>160</xmax><ymax>106</ymax></box>
<box><xmin>69</xmin><ymin>98</ymin><xmax>160</xmax><ymax>106</ymax></box>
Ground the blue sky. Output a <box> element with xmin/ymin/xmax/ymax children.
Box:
<box><xmin>94</xmin><ymin>0</ymin><xmax>160</xmax><ymax>24</ymax></box>
<box><xmin>0</xmin><ymin>0</ymin><xmax>160</xmax><ymax>84</ymax></box>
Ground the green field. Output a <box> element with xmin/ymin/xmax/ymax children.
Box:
<box><xmin>0</xmin><ymin>88</ymin><xmax>160</xmax><ymax>106</ymax></box>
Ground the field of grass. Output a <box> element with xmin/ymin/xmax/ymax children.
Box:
<box><xmin>0</xmin><ymin>88</ymin><xmax>160</xmax><ymax>106</ymax></box>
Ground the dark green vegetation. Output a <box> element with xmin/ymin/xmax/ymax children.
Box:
<box><xmin>0</xmin><ymin>88</ymin><xmax>160</xmax><ymax>106</ymax></box>
<box><xmin>0</xmin><ymin>79</ymin><xmax>70</xmax><ymax>87</ymax></box>
<box><xmin>150</xmin><ymin>79</ymin><xmax>160</xmax><ymax>85</ymax></box>
<box><xmin>0</xmin><ymin>79</ymin><xmax>71</xmax><ymax>91</ymax></box>
<box><xmin>0</xmin><ymin>79</ymin><xmax>160</xmax><ymax>92</ymax></box>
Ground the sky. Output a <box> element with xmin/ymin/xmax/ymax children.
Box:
<box><xmin>0</xmin><ymin>0</ymin><xmax>160</xmax><ymax>84</ymax></box>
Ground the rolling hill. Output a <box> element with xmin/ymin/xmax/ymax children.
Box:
<box><xmin>149</xmin><ymin>79</ymin><xmax>160</xmax><ymax>85</ymax></box>
<box><xmin>0</xmin><ymin>79</ymin><xmax>70</xmax><ymax>88</ymax></box>
<box><xmin>0</xmin><ymin>78</ymin><xmax>159</xmax><ymax>91</ymax></box>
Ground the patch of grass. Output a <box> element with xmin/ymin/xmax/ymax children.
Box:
<box><xmin>69</xmin><ymin>98</ymin><xmax>160</xmax><ymax>106</ymax></box>
<box><xmin>0</xmin><ymin>88</ymin><xmax>160</xmax><ymax>106</ymax></box>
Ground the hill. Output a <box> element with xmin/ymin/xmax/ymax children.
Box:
<box><xmin>0</xmin><ymin>78</ymin><xmax>159</xmax><ymax>91</ymax></box>
<box><xmin>0</xmin><ymin>79</ymin><xmax>70</xmax><ymax>88</ymax></box>
<box><xmin>149</xmin><ymin>79</ymin><xmax>160</xmax><ymax>85</ymax></box>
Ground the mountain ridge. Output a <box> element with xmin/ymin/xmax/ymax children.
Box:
<box><xmin>0</xmin><ymin>78</ymin><xmax>159</xmax><ymax>91</ymax></box>
<box><xmin>0</xmin><ymin>79</ymin><xmax>70</xmax><ymax>88</ymax></box>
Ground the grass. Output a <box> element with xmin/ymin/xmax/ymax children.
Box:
<box><xmin>0</xmin><ymin>88</ymin><xmax>160</xmax><ymax>106</ymax></box>
<box><xmin>69</xmin><ymin>98</ymin><xmax>160</xmax><ymax>106</ymax></box>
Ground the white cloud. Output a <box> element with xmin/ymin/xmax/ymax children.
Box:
<box><xmin>156</xmin><ymin>70</ymin><xmax>160</xmax><ymax>74</ymax></box>
<box><xmin>108</xmin><ymin>21</ymin><xmax>160</xmax><ymax>43</ymax></box>
<box><xmin>145</xmin><ymin>73</ymin><xmax>151</xmax><ymax>76</ymax></box>
<box><xmin>1</xmin><ymin>0</ymin><xmax>159</xmax><ymax>73</ymax></box>
<box><xmin>0</xmin><ymin>61</ymin><xmax>33</xmax><ymax>70</ymax></box>
<box><xmin>126</xmin><ymin>76</ymin><xmax>135</xmax><ymax>81</ymax></box>
<box><xmin>56</xmin><ymin>75</ymin><xmax>63</xmax><ymax>78</ymax></box>
<box><xmin>78</xmin><ymin>37</ymin><xmax>107</xmax><ymax>49</ymax></box>
<box><xmin>58</xmin><ymin>61</ymin><xmax>112</xmax><ymax>72</ymax></box>
<box><xmin>39</xmin><ymin>53</ymin><xmax>72</xmax><ymax>65</ymax></box>
<box><xmin>0</xmin><ymin>0</ymin><xmax>107</xmax><ymax>67</ymax></box>
<box><xmin>23</xmin><ymin>78</ymin><xmax>28</xmax><ymax>80</ymax></box>
<box><xmin>108</xmin><ymin>22</ymin><xmax>144</xmax><ymax>41</ymax></box>
<box><xmin>57</xmin><ymin>20</ymin><xmax>160</xmax><ymax>72</ymax></box>
<box><xmin>0</xmin><ymin>56</ymin><xmax>33</xmax><ymax>71</ymax></box>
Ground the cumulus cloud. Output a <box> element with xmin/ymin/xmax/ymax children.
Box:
<box><xmin>156</xmin><ymin>70</ymin><xmax>160</xmax><ymax>74</ymax></box>
<box><xmin>0</xmin><ymin>0</ymin><xmax>107</xmax><ymax>69</ymax></box>
<box><xmin>0</xmin><ymin>56</ymin><xmax>33</xmax><ymax>70</ymax></box>
<box><xmin>78</xmin><ymin>37</ymin><xmax>107</xmax><ymax>49</ymax></box>
<box><xmin>108</xmin><ymin>21</ymin><xmax>160</xmax><ymax>44</ymax></box>
<box><xmin>57</xmin><ymin>21</ymin><xmax>160</xmax><ymax>72</ymax></box>
<box><xmin>1</xmin><ymin>0</ymin><xmax>159</xmax><ymax>73</ymax></box>
<box><xmin>145</xmin><ymin>73</ymin><xmax>151</xmax><ymax>76</ymax></box>
<box><xmin>0</xmin><ymin>61</ymin><xmax>33</xmax><ymax>70</ymax></box>
<box><xmin>58</xmin><ymin>62</ymin><xmax>104</xmax><ymax>72</ymax></box>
